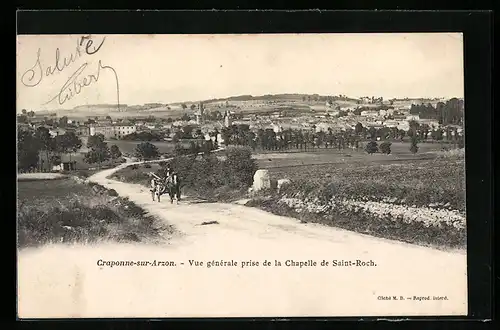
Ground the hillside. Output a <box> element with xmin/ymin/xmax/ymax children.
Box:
<box><xmin>26</xmin><ymin>94</ymin><xmax>460</xmax><ymax>118</ymax></box>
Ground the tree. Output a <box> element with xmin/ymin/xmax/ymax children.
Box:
<box><xmin>181</xmin><ymin>125</ymin><xmax>195</xmax><ymax>138</ymax></box>
<box><xmin>181</xmin><ymin>113</ymin><xmax>191</xmax><ymax>121</ymax></box>
<box><xmin>61</xmin><ymin>131</ymin><xmax>82</xmax><ymax>163</ymax></box>
<box><xmin>189</xmin><ymin>141</ymin><xmax>200</xmax><ymax>155</ymax></box>
<box><xmin>194</xmin><ymin>129</ymin><xmax>204</xmax><ymax>140</ymax></box>
<box><xmin>172</xmin><ymin>132</ymin><xmax>181</xmax><ymax>143</ymax></box>
<box><xmin>223</xmin><ymin>146</ymin><xmax>258</xmax><ymax>188</ymax></box>
<box><xmin>87</xmin><ymin>134</ymin><xmax>107</xmax><ymax>150</ymax></box>
<box><xmin>17</xmin><ymin>115</ymin><xmax>28</xmax><ymax>124</ymax></box>
<box><xmin>34</xmin><ymin>127</ymin><xmax>54</xmax><ymax>171</ymax></box>
<box><xmin>21</xmin><ymin>109</ymin><xmax>27</xmax><ymax>115</ymax></box>
<box><xmin>84</xmin><ymin>149</ymin><xmax>111</xmax><ymax>168</ymax></box>
<box><xmin>431</xmin><ymin>128</ymin><xmax>444</xmax><ymax>141</ymax></box>
<box><xmin>368</xmin><ymin>127</ymin><xmax>377</xmax><ymax>140</ymax></box>
<box><xmin>365</xmin><ymin>141</ymin><xmax>378</xmax><ymax>154</ymax></box>
<box><xmin>355</xmin><ymin>122</ymin><xmax>364</xmax><ymax>135</ymax></box>
<box><xmin>174</xmin><ymin>142</ymin><xmax>185</xmax><ymax>156</ymax></box>
<box><xmin>84</xmin><ymin>134</ymin><xmax>110</xmax><ymax>169</ymax></box>
<box><xmin>190</xmin><ymin>104</ymin><xmax>196</xmax><ymax>110</ymax></box>
<box><xmin>181</xmin><ymin>103</ymin><xmax>187</xmax><ymax>109</ymax></box>
<box><xmin>135</xmin><ymin>142</ymin><xmax>159</xmax><ymax>160</ymax></box>
<box><xmin>410</xmin><ymin>136</ymin><xmax>419</xmax><ymax>154</ymax></box>
<box><xmin>50</xmin><ymin>154</ymin><xmax>62</xmax><ymax>166</ymax></box>
<box><xmin>58</xmin><ymin>116</ymin><xmax>68</xmax><ymax>127</ymax></box>
<box><xmin>17</xmin><ymin>130</ymin><xmax>40</xmax><ymax>172</ymax></box>
<box><xmin>379</xmin><ymin>141</ymin><xmax>392</xmax><ymax>154</ymax></box>
<box><xmin>110</xmin><ymin>145</ymin><xmax>122</xmax><ymax>160</ymax></box>
<box><xmin>221</xmin><ymin>127</ymin><xmax>232</xmax><ymax>146</ymax></box>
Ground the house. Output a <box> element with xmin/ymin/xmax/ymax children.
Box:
<box><xmin>315</xmin><ymin>122</ymin><xmax>333</xmax><ymax>132</ymax></box>
<box><xmin>418</xmin><ymin>118</ymin><xmax>440</xmax><ymax>128</ymax></box>
<box><xmin>75</xmin><ymin>126</ymin><xmax>90</xmax><ymax>136</ymax></box>
<box><xmin>49</xmin><ymin>128</ymin><xmax>67</xmax><ymax>137</ymax></box>
<box><xmin>52</xmin><ymin>161</ymin><xmax>77</xmax><ymax>172</ymax></box>
<box><xmin>90</xmin><ymin>125</ymin><xmax>114</xmax><ymax>138</ymax></box>
<box><xmin>271</xmin><ymin>124</ymin><xmax>283</xmax><ymax>133</ymax></box>
<box><xmin>383</xmin><ymin>120</ymin><xmax>400</xmax><ymax>128</ymax></box>
<box><xmin>406</xmin><ymin>114</ymin><xmax>420</xmax><ymax>121</ymax></box>
<box><xmin>361</xmin><ymin>110</ymin><xmax>379</xmax><ymax>118</ymax></box>
<box><xmin>113</xmin><ymin>125</ymin><xmax>137</xmax><ymax>139</ymax></box>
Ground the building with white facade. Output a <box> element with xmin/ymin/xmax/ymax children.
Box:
<box><xmin>361</xmin><ymin>110</ymin><xmax>379</xmax><ymax>118</ymax></box>
<box><xmin>406</xmin><ymin>114</ymin><xmax>420</xmax><ymax>121</ymax></box>
<box><xmin>89</xmin><ymin>124</ymin><xmax>136</xmax><ymax>139</ymax></box>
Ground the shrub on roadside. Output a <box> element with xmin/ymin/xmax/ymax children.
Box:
<box><xmin>223</xmin><ymin>146</ymin><xmax>258</xmax><ymax>188</ymax></box>
<box><xmin>379</xmin><ymin>141</ymin><xmax>392</xmax><ymax>154</ymax></box>
<box><xmin>410</xmin><ymin>136</ymin><xmax>419</xmax><ymax>154</ymax></box>
<box><xmin>107</xmin><ymin>189</ymin><xmax>119</xmax><ymax>197</ymax></box>
<box><xmin>365</xmin><ymin>141</ymin><xmax>379</xmax><ymax>154</ymax></box>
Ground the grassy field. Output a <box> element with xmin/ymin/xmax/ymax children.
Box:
<box><xmin>17</xmin><ymin>177</ymin><xmax>174</xmax><ymax>249</ymax></box>
<box><xmin>252</xmin><ymin>141</ymin><xmax>443</xmax><ymax>170</ymax></box>
<box><xmin>247</xmin><ymin>149</ymin><xmax>466</xmax><ymax>250</ymax></box>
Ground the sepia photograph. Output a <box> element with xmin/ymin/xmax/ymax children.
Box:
<box><xmin>17</xmin><ymin>33</ymin><xmax>467</xmax><ymax>318</ymax></box>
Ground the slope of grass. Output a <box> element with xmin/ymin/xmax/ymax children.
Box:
<box><xmin>17</xmin><ymin>177</ymin><xmax>174</xmax><ymax>249</ymax></box>
<box><xmin>247</xmin><ymin>152</ymin><xmax>466</xmax><ymax>250</ymax></box>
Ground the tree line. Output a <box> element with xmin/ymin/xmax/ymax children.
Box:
<box><xmin>17</xmin><ymin>127</ymin><xmax>124</xmax><ymax>173</ymax></box>
<box><xmin>410</xmin><ymin>98</ymin><xmax>464</xmax><ymax>125</ymax></box>
<box><xmin>17</xmin><ymin>127</ymin><xmax>83</xmax><ymax>172</ymax></box>
<box><xmin>219</xmin><ymin>121</ymin><xmax>464</xmax><ymax>152</ymax></box>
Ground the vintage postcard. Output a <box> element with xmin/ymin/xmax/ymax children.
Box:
<box><xmin>16</xmin><ymin>33</ymin><xmax>467</xmax><ymax>318</ymax></box>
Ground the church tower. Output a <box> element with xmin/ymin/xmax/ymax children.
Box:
<box><xmin>224</xmin><ymin>110</ymin><xmax>232</xmax><ymax>127</ymax></box>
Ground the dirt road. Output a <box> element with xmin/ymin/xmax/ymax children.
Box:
<box><xmin>17</xmin><ymin>160</ymin><xmax>467</xmax><ymax>318</ymax></box>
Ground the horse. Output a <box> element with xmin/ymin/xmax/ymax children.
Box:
<box><xmin>164</xmin><ymin>173</ymin><xmax>181</xmax><ymax>204</ymax></box>
<box><xmin>150</xmin><ymin>178</ymin><xmax>165</xmax><ymax>203</ymax></box>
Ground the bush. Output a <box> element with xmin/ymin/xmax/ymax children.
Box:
<box><xmin>379</xmin><ymin>141</ymin><xmax>392</xmax><ymax>154</ymax></box>
<box><xmin>135</xmin><ymin>142</ymin><xmax>159</xmax><ymax>160</ymax></box>
<box><xmin>107</xmin><ymin>189</ymin><xmax>119</xmax><ymax>197</ymax></box>
<box><xmin>223</xmin><ymin>146</ymin><xmax>258</xmax><ymax>188</ymax></box>
<box><xmin>365</xmin><ymin>141</ymin><xmax>378</xmax><ymax>154</ymax></box>
<box><xmin>410</xmin><ymin>136</ymin><xmax>419</xmax><ymax>154</ymax></box>
<box><xmin>143</xmin><ymin>163</ymin><xmax>152</xmax><ymax>168</ymax></box>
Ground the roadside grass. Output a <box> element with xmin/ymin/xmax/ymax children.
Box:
<box><xmin>17</xmin><ymin>177</ymin><xmax>174</xmax><ymax>249</ymax></box>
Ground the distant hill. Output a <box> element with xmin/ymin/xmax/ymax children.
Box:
<box><xmin>28</xmin><ymin>94</ymin><xmax>461</xmax><ymax>118</ymax></box>
<box><xmin>73</xmin><ymin>104</ymin><xmax>127</xmax><ymax>109</ymax></box>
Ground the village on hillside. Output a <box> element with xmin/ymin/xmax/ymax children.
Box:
<box><xmin>17</xmin><ymin>94</ymin><xmax>464</xmax><ymax>173</ymax></box>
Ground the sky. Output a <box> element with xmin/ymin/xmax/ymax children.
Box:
<box><xmin>16</xmin><ymin>33</ymin><xmax>464</xmax><ymax>112</ymax></box>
